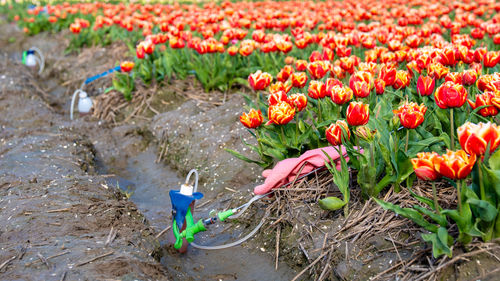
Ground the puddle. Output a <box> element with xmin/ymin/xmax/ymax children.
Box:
<box><xmin>97</xmin><ymin>147</ymin><xmax>298</xmax><ymax>281</ymax></box>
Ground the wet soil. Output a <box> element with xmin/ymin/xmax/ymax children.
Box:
<box><xmin>2</xmin><ymin>18</ymin><xmax>499</xmax><ymax>281</ymax></box>
<box><xmin>0</xmin><ymin>20</ymin><xmax>297</xmax><ymax>280</ymax></box>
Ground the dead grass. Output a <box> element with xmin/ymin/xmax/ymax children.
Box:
<box><xmin>260</xmin><ymin>167</ymin><xmax>499</xmax><ymax>281</ymax></box>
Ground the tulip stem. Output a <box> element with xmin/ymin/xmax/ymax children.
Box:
<box><xmin>255</xmin><ymin>90</ymin><xmax>260</xmax><ymax>108</ymax></box>
<box><xmin>450</xmin><ymin>108</ymin><xmax>455</xmax><ymax>151</ymax></box>
<box><xmin>317</xmin><ymin>99</ymin><xmax>322</xmax><ymax>122</ymax></box>
<box><xmin>280</xmin><ymin>126</ymin><xmax>286</xmax><ymax>144</ymax></box>
<box><xmin>295</xmin><ymin>121</ymin><xmax>299</xmax><ymax>146</ymax></box>
<box><xmin>456</xmin><ymin>180</ymin><xmax>462</xmax><ymax>215</ymax></box>
<box><xmin>405</xmin><ymin>129</ymin><xmax>409</xmax><ymax>154</ymax></box>
<box><xmin>432</xmin><ymin>182</ymin><xmax>441</xmax><ymax>215</ymax></box>
<box><xmin>478</xmin><ymin>160</ymin><xmax>486</xmax><ymax>201</ymax></box>
<box><xmin>255</xmin><ymin>129</ymin><xmax>264</xmax><ymax>157</ymax></box>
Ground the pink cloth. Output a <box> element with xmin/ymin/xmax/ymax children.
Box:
<box><xmin>254</xmin><ymin>146</ymin><xmax>349</xmax><ymax>195</ymax></box>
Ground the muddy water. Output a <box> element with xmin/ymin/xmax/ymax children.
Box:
<box><xmin>97</xmin><ymin>147</ymin><xmax>298</xmax><ymax>280</ymax></box>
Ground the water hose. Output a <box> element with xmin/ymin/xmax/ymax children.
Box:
<box><xmin>176</xmin><ymin>166</ymin><xmax>326</xmax><ymax>250</ymax></box>
<box><xmin>70</xmin><ymin>89</ymin><xmax>82</xmax><ymax>121</ymax></box>
<box><xmin>182</xmin><ymin>168</ymin><xmax>271</xmax><ymax>250</ymax></box>
<box><xmin>29</xmin><ymin>46</ymin><xmax>45</xmax><ymax>75</ymax></box>
<box><xmin>70</xmin><ymin>66</ymin><xmax>121</xmax><ymax>120</ymax></box>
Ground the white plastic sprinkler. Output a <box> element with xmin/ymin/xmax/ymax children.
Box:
<box><xmin>22</xmin><ymin>47</ymin><xmax>45</xmax><ymax>75</ymax></box>
<box><xmin>70</xmin><ymin>89</ymin><xmax>93</xmax><ymax>120</ymax></box>
<box><xmin>69</xmin><ymin>66</ymin><xmax>121</xmax><ymax>120</ymax></box>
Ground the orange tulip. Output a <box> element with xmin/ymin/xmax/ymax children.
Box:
<box><xmin>240</xmin><ymin>109</ymin><xmax>263</xmax><ymax>129</ymax></box>
<box><xmin>416</xmin><ymin>76</ymin><xmax>435</xmax><ymax>96</ymax></box>
<box><xmin>308</xmin><ymin>81</ymin><xmax>327</xmax><ymax>99</ymax></box>
<box><xmin>269</xmin><ymin>81</ymin><xmax>292</xmax><ymax>94</ymax></box>
<box><xmin>483</xmin><ymin>51</ymin><xmax>500</xmax><ymax>68</ymax></box>
<box><xmin>458</xmin><ymin>122</ymin><xmax>500</xmax><ymax>156</ymax></box>
<box><xmin>277</xmin><ymin>65</ymin><xmax>293</xmax><ymax>82</ymax></box>
<box><xmin>289</xmin><ymin>93</ymin><xmax>308</xmax><ymax>112</ymax></box>
<box><xmin>295</xmin><ymin>60</ymin><xmax>308</xmax><ymax>71</ymax></box>
<box><xmin>330</xmin><ymin>86</ymin><xmax>353</xmax><ymax>105</ymax></box>
<box><xmin>307</xmin><ymin>61</ymin><xmax>329</xmax><ymax>79</ymax></box>
<box><xmin>239</xmin><ymin>44</ymin><xmax>254</xmax><ymax>56</ymax></box>
<box><xmin>427</xmin><ymin>62</ymin><xmax>449</xmax><ymax>80</ymax></box>
<box><xmin>120</xmin><ymin>61</ymin><xmax>135</xmax><ymax>72</ymax></box>
<box><xmin>393</xmin><ymin>102</ymin><xmax>427</xmax><ymax>129</ymax></box>
<box><xmin>434</xmin><ymin>150</ymin><xmax>476</xmax><ymax>180</ymax></box>
<box><xmin>248</xmin><ymin>70</ymin><xmax>272</xmax><ymax>91</ymax></box>
<box><xmin>325</xmin><ymin>78</ymin><xmax>343</xmax><ymax>96</ymax></box>
<box><xmin>291</xmin><ymin>72</ymin><xmax>308</xmax><ymax>88</ymax></box>
<box><xmin>434</xmin><ymin>81</ymin><xmax>468</xmax><ymax>109</ymax></box>
<box><xmin>326</xmin><ymin>120</ymin><xmax>350</xmax><ymax>146</ymax></box>
<box><xmin>346</xmin><ymin>101</ymin><xmax>369</xmax><ymax>126</ymax></box>
<box><xmin>444</xmin><ymin>72</ymin><xmax>463</xmax><ymax>85</ymax></box>
<box><xmin>392</xmin><ymin>70</ymin><xmax>411</xmax><ymax>90</ymax></box>
<box><xmin>350</xmin><ymin>80</ymin><xmax>371</xmax><ymax>98</ymax></box>
<box><xmin>378</xmin><ymin>64</ymin><xmax>397</xmax><ymax>86</ymax></box>
<box><xmin>467</xmin><ymin>92</ymin><xmax>499</xmax><ymax>117</ymax></box>
<box><xmin>462</xmin><ymin>69</ymin><xmax>477</xmax><ymax>86</ymax></box>
<box><xmin>227</xmin><ymin>45</ymin><xmax>238</xmax><ymax>56</ymax></box>
<box><xmin>268</xmin><ymin>91</ymin><xmax>289</xmax><ymax>106</ymax></box>
<box><xmin>411</xmin><ymin>152</ymin><xmax>441</xmax><ymax>181</ymax></box>
<box><xmin>69</xmin><ymin>22</ymin><xmax>81</xmax><ymax>34</ymax></box>
<box><xmin>492</xmin><ymin>91</ymin><xmax>500</xmax><ymax>110</ymax></box>
<box><xmin>268</xmin><ymin>101</ymin><xmax>295</xmax><ymax>125</ymax></box>
<box><xmin>374</xmin><ymin>79</ymin><xmax>385</xmax><ymax>95</ymax></box>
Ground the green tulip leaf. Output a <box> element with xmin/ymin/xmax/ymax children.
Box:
<box><xmin>421</xmin><ymin>227</ymin><xmax>452</xmax><ymax>258</ymax></box>
<box><xmin>467</xmin><ymin>199</ymin><xmax>498</xmax><ymax>222</ymax></box>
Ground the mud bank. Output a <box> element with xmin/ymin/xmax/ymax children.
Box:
<box><xmin>0</xmin><ymin>62</ymin><xmax>168</xmax><ymax>280</ymax></box>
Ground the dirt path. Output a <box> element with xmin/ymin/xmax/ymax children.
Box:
<box><xmin>0</xmin><ymin>33</ymin><xmax>170</xmax><ymax>280</ymax></box>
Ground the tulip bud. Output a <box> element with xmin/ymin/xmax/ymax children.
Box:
<box><xmin>354</xmin><ymin>126</ymin><xmax>375</xmax><ymax>142</ymax></box>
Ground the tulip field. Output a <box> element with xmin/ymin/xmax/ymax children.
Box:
<box><xmin>4</xmin><ymin>0</ymin><xmax>500</xmax><ymax>270</ymax></box>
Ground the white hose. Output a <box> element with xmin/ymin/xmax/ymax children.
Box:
<box><xmin>191</xmin><ymin>209</ymin><xmax>269</xmax><ymax>250</ymax></box>
<box><xmin>186</xmin><ymin>169</ymin><xmax>199</xmax><ymax>193</ymax></box>
<box><xmin>29</xmin><ymin>46</ymin><xmax>44</xmax><ymax>75</ymax></box>
<box><xmin>70</xmin><ymin>89</ymin><xmax>81</xmax><ymax>121</ymax></box>
<box><xmin>186</xmin><ymin>169</ymin><xmax>268</xmax><ymax>250</ymax></box>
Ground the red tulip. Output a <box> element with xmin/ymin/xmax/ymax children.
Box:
<box><xmin>392</xmin><ymin>70</ymin><xmax>411</xmax><ymax>90</ymax></box>
<box><xmin>307</xmin><ymin>61</ymin><xmax>329</xmax><ymax>80</ymax></box>
<box><xmin>269</xmin><ymin>81</ymin><xmax>292</xmax><ymax>94</ymax></box>
<box><xmin>295</xmin><ymin>60</ymin><xmax>308</xmax><ymax>71</ymax></box>
<box><xmin>417</xmin><ymin>76</ymin><xmax>435</xmax><ymax>96</ymax></box>
<box><xmin>268</xmin><ymin>101</ymin><xmax>295</xmax><ymax>125</ymax></box>
<box><xmin>379</xmin><ymin>64</ymin><xmax>397</xmax><ymax>86</ymax></box>
<box><xmin>346</xmin><ymin>101</ymin><xmax>369</xmax><ymax>126</ymax></box>
<box><xmin>308</xmin><ymin>81</ymin><xmax>327</xmax><ymax>99</ymax></box>
<box><xmin>467</xmin><ymin>92</ymin><xmax>499</xmax><ymax>117</ymax></box>
<box><xmin>434</xmin><ymin>81</ymin><xmax>468</xmax><ymax>109</ymax></box>
<box><xmin>277</xmin><ymin>65</ymin><xmax>293</xmax><ymax>82</ymax></box>
<box><xmin>326</xmin><ymin>120</ymin><xmax>350</xmax><ymax>146</ymax></box>
<box><xmin>462</xmin><ymin>69</ymin><xmax>477</xmax><ymax>86</ymax></box>
<box><xmin>240</xmin><ymin>109</ymin><xmax>263</xmax><ymax>129</ymax></box>
<box><xmin>393</xmin><ymin>101</ymin><xmax>427</xmax><ymax>129</ymax></box>
<box><xmin>330</xmin><ymin>86</ymin><xmax>353</xmax><ymax>105</ymax></box>
<box><xmin>434</xmin><ymin>150</ymin><xmax>476</xmax><ymax>180</ymax></box>
<box><xmin>289</xmin><ymin>94</ymin><xmax>308</xmax><ymax>112</ymax></box>
<box><xmin>120</xmin><ymin>61</ymin><xmax>135</xmax><ymax>72</ymax></box>
<box><xmin>248</xmin><ymin>70</ymin><xmax>272</xmax><ymax>91</ymax></box>
<box><xmin>374</xmin><ymin>79</ymin><xmax>385</xmax><ymax>95</ymax></box>
<box><xmin>458</xmin><ymin>122</ymin><xmax>500</xmax><ymax>156</ymax></box>
<box><xmin>411</xmin><ymin>152</ymin><xmax>441</xmax><ymax>181</ymax></box>
<box><xmin>291</xmin><ymin>72</ymin><xmax>308</xmax><ymax>88</ymax></box>
<box><xmin>484</xmin><ymin>51</ymin><xmax>500</xmax><ymax>68</ymax></box>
